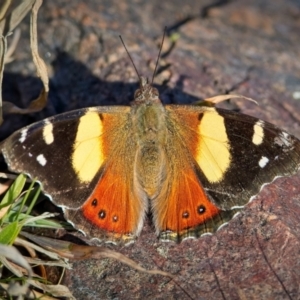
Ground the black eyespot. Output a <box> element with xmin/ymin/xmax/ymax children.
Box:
<box><xmin>99</xmin><ymin>210</ymin><xmax>106</xmax><ymax>219</ymax></box>
<box><xmin>92</xmin><ymin>199</ymin><xmax>98</xmax><ymax>206</ymax></box>
<box><xmin>182</xmin><ymin>211</ymin><xmax>189</xmax><ymax>219</ymax></box>
<box><xmin>112</xmin><ymin>215</ymin><xmax>118</xmax><ymax>222</ymax></box>
<box><xmin>197</xmin><ymin>205</ymin><xmax>206</xmax><ymax>215</ymax></box>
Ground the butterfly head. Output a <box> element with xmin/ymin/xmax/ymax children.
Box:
<box><xmin>133</xmin><ymin>76</ymin><xmax>160</xmax><ymax>105</ymax></box>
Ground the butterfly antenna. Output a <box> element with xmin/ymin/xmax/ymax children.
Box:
<box><xmin>151</xmin><ymin>26</ymin><xmax>167</xmax><ymax>85</ymax></box>
<box><xmin>119</xmin><ymin>35</ymin><xmax>141</xmax><ymax>81</ymax></box>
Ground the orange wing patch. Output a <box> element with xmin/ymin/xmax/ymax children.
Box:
<box><xmin>81</xmin><ymin>168</ymin><xmax>143</xmax><ymax>234</ymax></box>
<box><xmin>153</xmin><ymin>168</ymin><xmax>221</xmax><ymax>234</ymax></box>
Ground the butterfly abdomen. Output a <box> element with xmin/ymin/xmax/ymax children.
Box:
<box><xmin>135</xmin><ymin>143</ymin><xmax>167</xmax><ymax>199</ymax></box>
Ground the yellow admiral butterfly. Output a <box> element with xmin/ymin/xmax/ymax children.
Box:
<box><xmin>1</xmin><ymin>66</ymin><xmax>300</xmax><ymax>243</ymax></box>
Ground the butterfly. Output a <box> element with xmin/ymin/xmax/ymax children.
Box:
<box><xmin>1</xmin><ymin>73</ymin><xmax>300</xmax><ymax>244</ymax></box>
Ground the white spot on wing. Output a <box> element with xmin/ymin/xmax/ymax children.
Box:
<box><xmin>19</xmin><ymin>128</ymin><xmax>28</xmax><ymax>143</ymax></box>
<box><xmin>282</xmin><ymin>132</ymin><xmax>292</xmax><ymax>147</ymax></box>
<box><xmin>283</xmin><ymin>132</ymin><xmax>289</xmax><ymax>139</ymax></box>
<box><xmin>37</xmin><ymin>154</ymin><xmax>47</xmax><ymax>166</ymax></box>
<box><xmin>274</xmin><ymin>132</ymin><xmax>293</xmax><ymax>148</ymax></box>
<box><xmin>259</xmin><ymin>156</ymin><xmax>269</xmax><ymax>168</ymax></box>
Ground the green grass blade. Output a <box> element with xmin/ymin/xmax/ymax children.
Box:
<box><xmin>0</xmin><ymin>221</ymin><xmax>21</xmax><ymax>245</ymax></box>
<box><xmin>0</xmin><ymin>174</ymin><xmax>27</xmax><ymax>210</ymax></box>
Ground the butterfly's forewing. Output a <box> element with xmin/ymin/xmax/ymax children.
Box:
<box><xmin>152</xmin><ymin>105</ymin><xmax>300</xmax><ymax>241</ymax></box>
<box><xmin>207</xmin><ymin>108</ymin><xmax>300</xmax><ymax>208</ymax></box>
<box><xmin>2</xmin><ymin>106</ymin><xmax>147</xmax><ymax>242</ymax></box>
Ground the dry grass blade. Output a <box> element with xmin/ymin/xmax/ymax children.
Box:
<box><xmin>89</xmin><ymin>247</ymin><xmax>174</xmax><ymax>278</ymax></box>
<box><xmin>0</xmin><ymin>0</ymin><xmax>48</xmax><ymax>119</ymax></box>
<box><xmin>28</xmin><ymin>280</ymin><xmax>76</xmax><ymax>300</ymax></box>
<box><xmin>24</xmin><ymin>256</ymin><xmax>71</xmax><ymax>268</ymax></box>
<box><xmin>0</xmin><ymin>0</ymin><xmax>48</xmax><ymax>123</ymax></box>
<box><xmin>203</xmin><ymin>94</ymin><xmax>258</xmax><ymax>105</ymax></box>
<box><xmin>0</xmin><ymin>0</ymin><xmax>11</xmax><ymax>21</ymax></box>
<box><xmin>0</xmin><ymin>172</ymin><xmax>20</xmax><ymax>180</ymax></box>
<box><xmin>0</xmin><ymin>32</ymin><xmax>6</xmax><ymax>124</ymax></box>
<box><xmin>0</xmin><ymin>201</ymin><xmax>11</xmax><ymax>219</ymax></box>
<box><xmin>0</xmin><ymin>180</ymin><xmax>12</xmax><ymax>198</ymax></box>
<box><xmin>22</xmin><ymin>232</ymin><xmax>174</xmax><ymax>278</ymax></box>
<box><xmin>31</xmin><ymin>0</ymin><xmax>48</xmax><ymax>93</ymax></box>
<box><xmin>16</xmin><ymin>235</ymin><xmax>72</xmax><ymax>267</ymax></box>
<box><xmin>4</xmin><ymin>27</ymin><xmax>21</xmax><ymax>63</ymax></box>
<box><xmin>0</xmin><ymin>282</ymin><xmax>61</xmax><ymax>300</ymax></box>
<box><xmin>0</xmin><ymin>0</ymin><xmax>36</xmax><ymax>35</ymax></box>
<box><xmin>0</xmin><ymin>244</ymin><xmax>33</xmax><ymax>297</ymax></box>
<box><xmin>0</xmin><ymin>255</ymin><xmax>23</xmax><ymax>277</ymax></box>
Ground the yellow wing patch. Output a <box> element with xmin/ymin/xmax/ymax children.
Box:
<box><xmin>197</xmin><ymin>111</ymin><xmax>231</xmax><ymax>183</ymax></box>
<box><xmin>43</xmin><ymin>121</ymin><xmax>54</xmax><ymax>145</ymax></box>
<box><xmin>72</xmin><ymin>111</ymin><xmax>104</xmax><ymax>182</ymax></box>
<box><xmin>252</xmin><ymin>120</ymin><xmax>264</xmax><ymax>145</ymax></box>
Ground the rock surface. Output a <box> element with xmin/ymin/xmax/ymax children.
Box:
<box><xmin>2</xmin><ymin>0</ymin><xmax>300</xmax><ymax>299</ymax></box>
